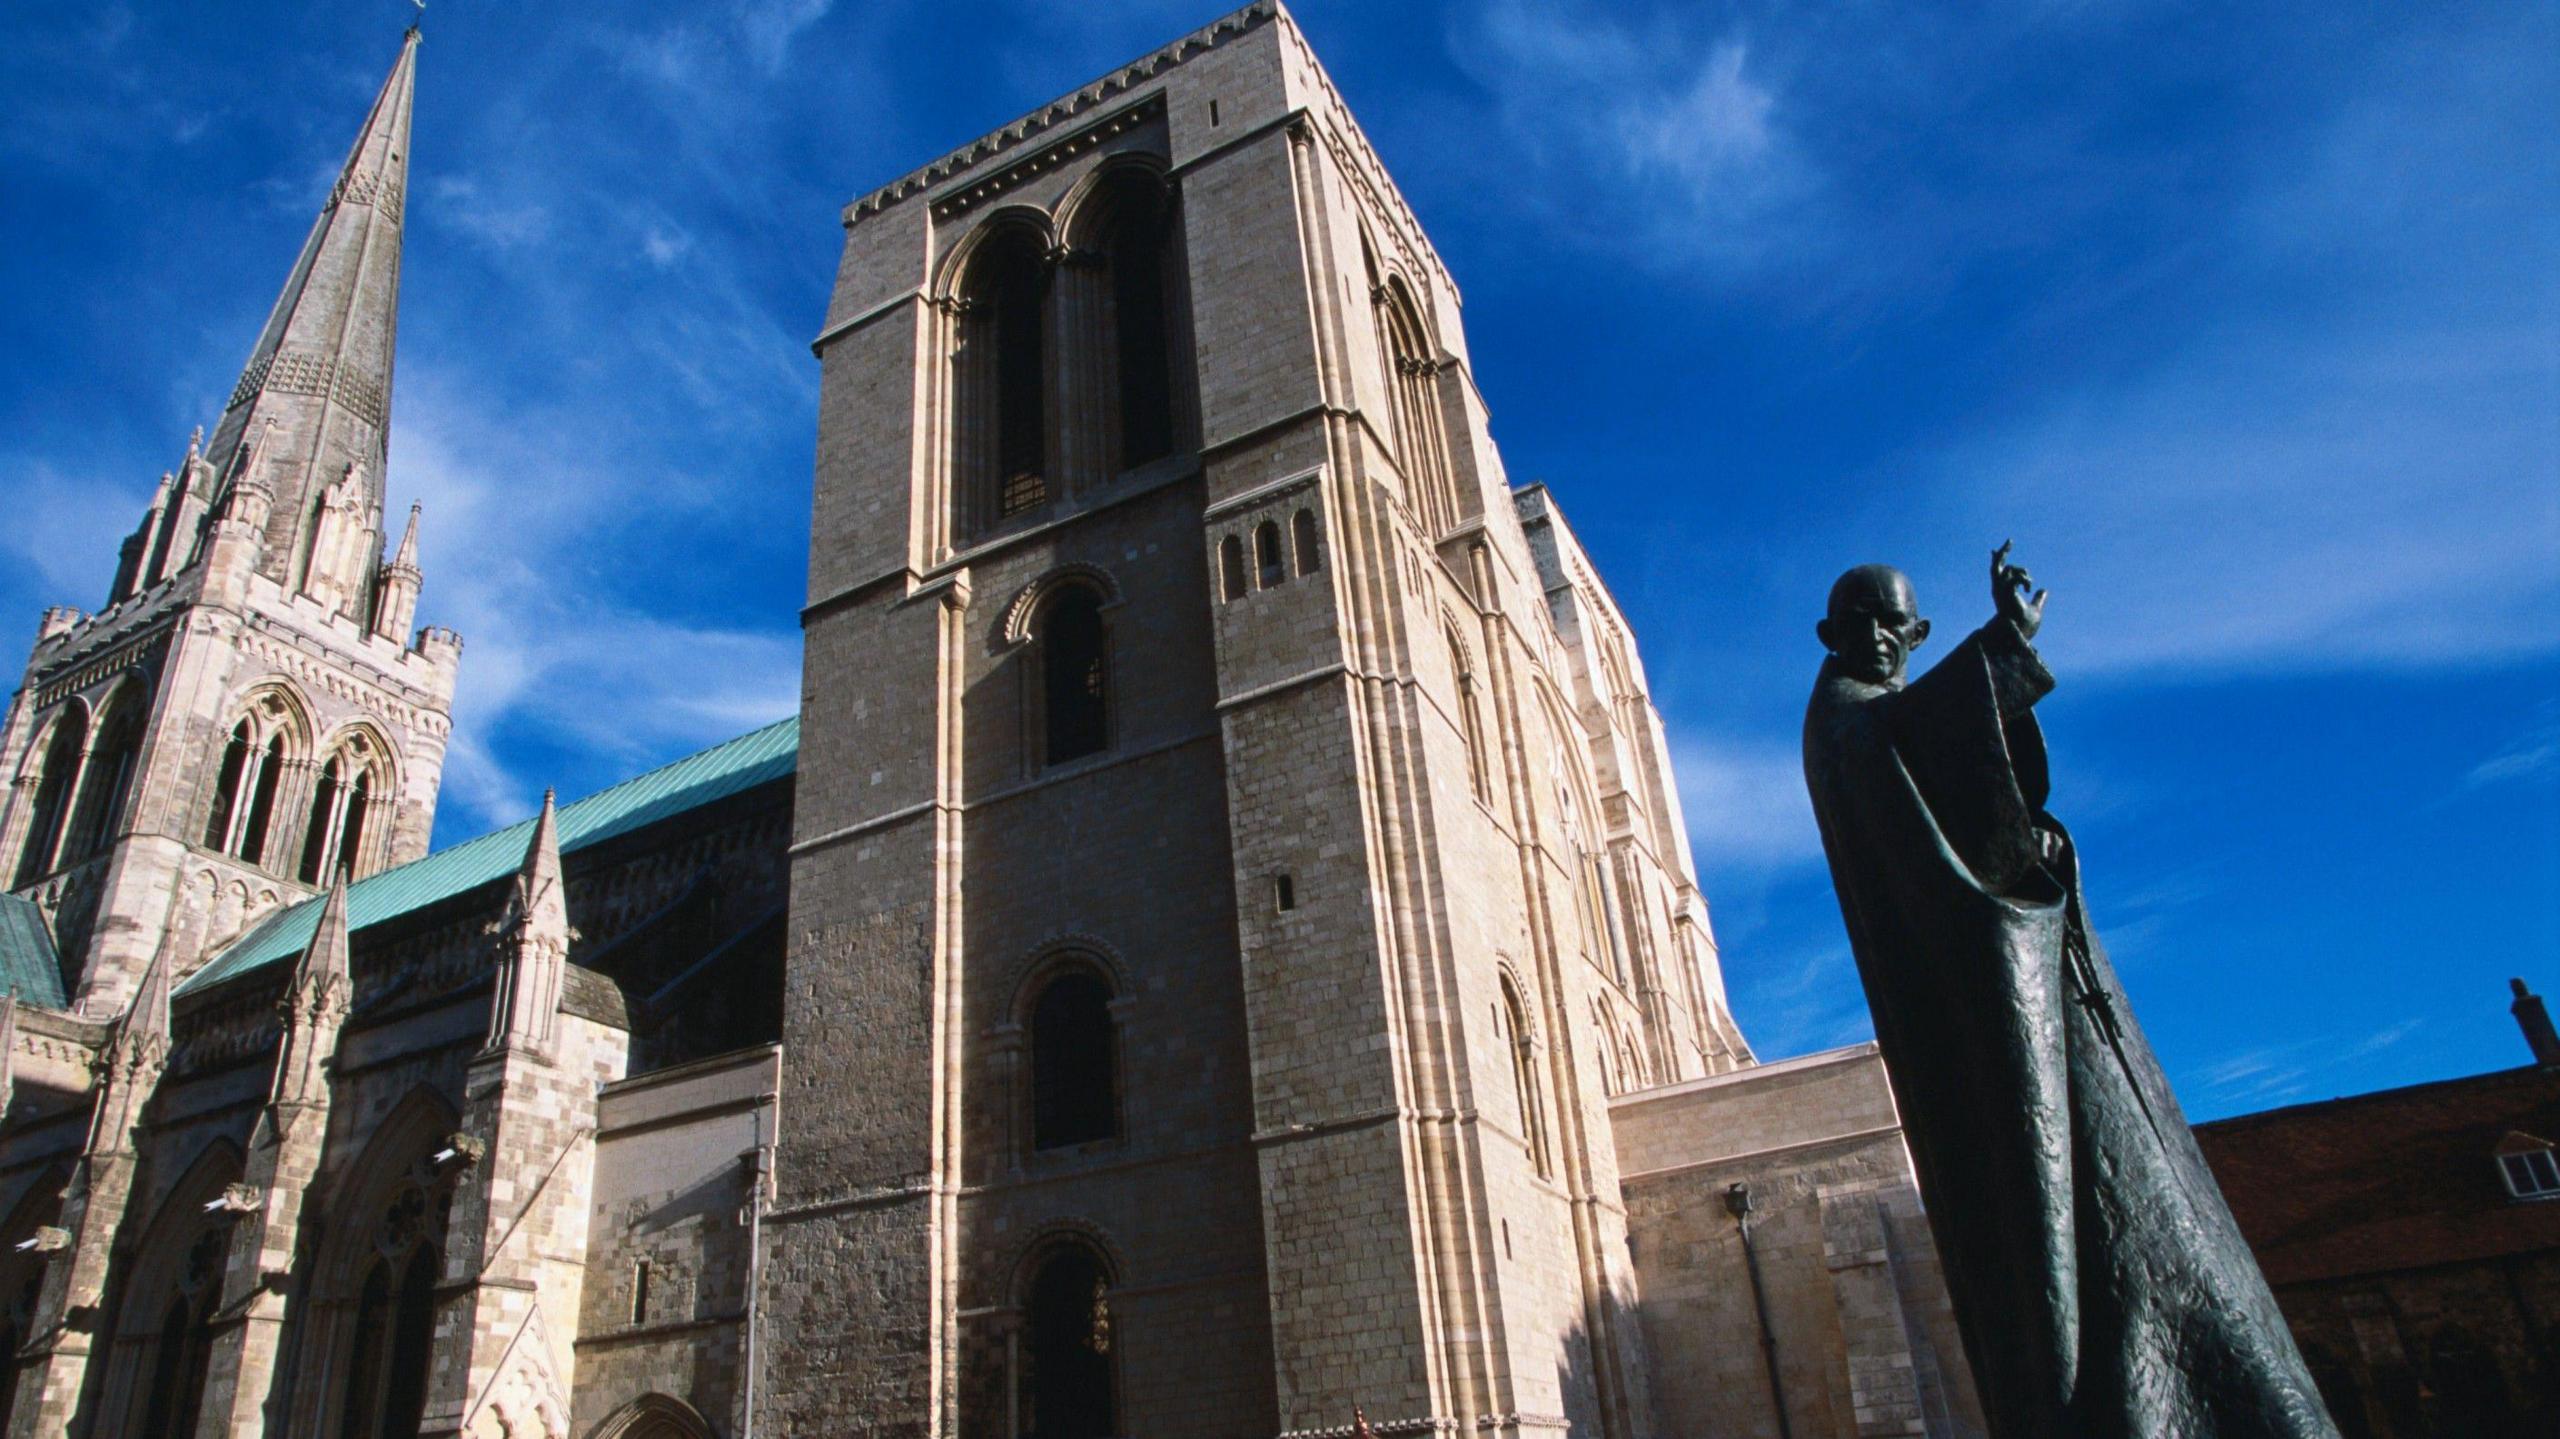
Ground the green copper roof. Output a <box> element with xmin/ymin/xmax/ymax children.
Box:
<box><xmin>181</xmin><ymin>716</ymin><xmax>798</xmax><ymax>995</ymax></box>
<box><xmin>0</xmin><ymin>893</ymin><xmax>68</xmax><ymax>1009</ymax></box>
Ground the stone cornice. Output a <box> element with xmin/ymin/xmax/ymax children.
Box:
<box><xmin>843</xmin><ymin>3</ymin><xmax>1275</xmax><ymax>227</ymax></box>
<box><xmin>928</xmin><ymin>95</ymin><xmax>1165</xmax><ymax>222</ymax></box>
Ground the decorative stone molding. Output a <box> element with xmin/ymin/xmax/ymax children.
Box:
<box><xmin>930</xmin><ymin>94</ymin><xmax>1166</xmax><ymax>222</ymax></box>
<box><xmin>848</xmin><ymin>8</ymin><xmax>1267</xmax><ymax>223</ymax></box>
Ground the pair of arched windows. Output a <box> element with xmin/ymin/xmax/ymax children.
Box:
<box><xmin>10</xmin><ymin>688</ymin><xmax>146</xmax><ymax>886</ymax></box>
<box><xmin>135</xmin><ymin>1228</ymin><xmax>224</xmax><ymax>1439</ymax></box>
<box><xmin>201</xmin><ymin>699</ymin><xmax>389</xmax><ymax>882</ymax></box>
<box><xmin>951</xmin><ymin>168</ymin><xmax>1187</xmax><ymax>540</ymax></box>
<box><xmin>1217</xmin><ymin>509</ymin><xmax>1322</xmax><ymax>601</ymax></box>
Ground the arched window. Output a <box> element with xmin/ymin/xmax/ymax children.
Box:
<box><xmin>1255</xmin><ymin>521</ymin><xmax>1285</xmax><ymax>589</ymax></box>
<box><xmin>1446</xmin><ymin>623</ymin><xmax>1490</xmax><ymax>803</ymax></box>
<box><xmin>1219</xmin><ymin>535</ymin><xmax>1247</xmax><ymax>602</ymax></box>
<box><xmin>1038</xmin><ymin>587</ymin><xmax>1108</xmax><ymax>765</ymax></box>
<box><xmin>1500</xmin><ymin>975</ymin><xmax>1551</xmax><ymax>1177</ymax></box>
<box><xmin>953</xmin><ymin>228</ymin><xmax>1052</xmax><ymax>536</ymax></box>
<box><xmin>238</xmin><ymin>732</ymin><xmax>286</xmax><ymax>866</ymax></box>
<box><xmin>63</xmin><ymin>689</ymin><xmax>144</xmax><ymax>863</ymax></box>
<box><xmin>1292</xmin><ymin>508</ymin><xmax>1322</xmax><ymax>576</ymax></box>
<box><xmin>203</xmin><ymin>720</ymin><xmax>251</xmax><ymax>851</ymax></box>
<box><xmin>12</xmin><ymin>711</ymin><xmax>86</xmax><ymax>885</ymax></box>
<box><xmin>1105</xmin><ymin>182</ymin><xmax>1175</xmax><ymax>472</ymax></box>
<box><xmin>136</xmin><ymin>1228</ymin><xmax>222</xmax><ymax>1439</ymax></box>
<box><xmin>1031</xmin><ymin>968</ymin><xmax>1118</xmax><ymax>1150</ymax></box>
<box><xmin>1023</xmin><ymin>1242</ymin><xmax>1117</xmax><ymax>1439</ymax></box>
<box><xmin>299</xmin><ymin>739</ymin><xmax>384</xmax><ymax>884</ymax></box>
<box><xmin>1372</xmin><ymin>276</ymin><xmax>1457</xmax><ymax>534</ymax></box>
<box><xmin>334</xmin><ymin>1183</ymin><xmax>443</xmax><ymax>1439</ymax></box>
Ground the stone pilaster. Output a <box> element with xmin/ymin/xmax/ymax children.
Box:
<box><xmin>419</xmin><ymin>793</ymin><xmax>607</xmax><ymax>1437</ymax></box>
<box><xmin>6</xmin><ymin>937</ymin><xmax>175</xmax><ymax>1439</ymax></box>
<box><xmin>192</xmin><ymin>873</ymin><xmax>351</xmax><ymax>1438</ymax></box>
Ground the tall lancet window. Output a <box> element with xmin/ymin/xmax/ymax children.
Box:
<box><xmin>299</xmin><ymin>738</ymin><xmax>383</xmax><ymax>883</ymax></box>
<box><xmin>1500</xmin><ymin>975</ymin><xmax>1552</xmax><ymax>1177</ymax></box>
<box><xmin>335</xmin><ymin>1180</ymin><xmax>444</xmax><ymax>1439</ymax></box>
<box><xmin>204</xmin><ymin>694</ymin><xmax>305</xmax><ymax>871</ymax></box>
<box><xmin>12</xmin><ymin>710</ymin><xmax>87</xmax><ymax>886</ymax></box>
<box><xmin>1371</xmin><ymin>269</ymin><xmax>1459</xmax><ymax>535</ymax></box>
<box><xmin>1101</xmin><ymin>174</ymin><xmax>1177</xmax><ymax>472</ymax></box>
<box><xmin>135</xmin><ymin>1229</ymin><xmax>223</xmax><ymax>1439</ymax></box>
<box><xmin>953</xmin><ymin>227</ymin><xmax>1051</xmax><ymax>536</ymax></box>
<box><xmin>63</xmin><ymin>687</ymin><xmax>145</xmax><ymax>863</ymax></box>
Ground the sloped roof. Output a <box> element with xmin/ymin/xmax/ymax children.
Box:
<box><xmin>181</xmin><ymin>716</ymin><xmax>798</xmax><ymax>995</ymax></box>
<box><xmin>0</xmin><ymin>893</ymin><xmax>68</xmax><ymax>1009</ymax></box>
<box><xmin>2194</xmin><ymin>1061</ymin><xmax>2560</xmax><ymax>1285</ymax></box>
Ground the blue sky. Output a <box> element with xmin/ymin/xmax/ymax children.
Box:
<box><xmin>1</xmin><ymin>1</ymin><xmax>2551</xmax><ymax>1119</ymax></box>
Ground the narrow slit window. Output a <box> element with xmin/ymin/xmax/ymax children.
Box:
<box><xmin>1292</xmin><ymin>508</ymin><xmax>1322</xmax><ymax>576</ymax></box>
<box><xmin>1220</xmin><ymin>535</ymin><xmax>1247</xmax><ymax>601</ymax></box>
<box><xmin>1255</xmin><ymin>521</ymin><xmax>1285</xmax><ymax>589</ymax></box>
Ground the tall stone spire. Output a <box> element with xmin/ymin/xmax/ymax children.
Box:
<box><xmin>202</xmin><ymin>27</ymin><xmax>418</xmax><ymax>611</ymax></box>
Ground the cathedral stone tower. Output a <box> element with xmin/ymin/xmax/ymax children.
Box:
<box><xmin>0</xmin><ymin>29</ymin><xmax>457</xmax><ymax>1017</ymax></box>
<box><xmin>766</xmin><ymin>6</ymin><xmax>1748</xmax><ymax>1435</ymax></box>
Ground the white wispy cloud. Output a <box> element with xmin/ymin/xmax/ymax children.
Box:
<box><xmin>2467</xmin><ymin>708</ymin><xmax>2560</xmax><ymax>792</ymax></box>
<box><xmin>0</xmin><ymin>459</ymin><xmax>149</xmax><ymax>600</ymax></box>
<box><xmin>2198</xmin><ymin>1018</ymin><xmax>2423</xmax><ymax>1106</ymax></box>
<box><xmin>1669</xmin><ymin>732</ymin><xmax>1822</xmax><ymax>870</ymax></box>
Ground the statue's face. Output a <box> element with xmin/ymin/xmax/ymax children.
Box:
<box><xmin>1820</xmin><ymin>567</ymin><xmax>1929</xmax><ymax>686</ymax></box>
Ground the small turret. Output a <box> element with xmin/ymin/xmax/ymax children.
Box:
<box><xmin>371</xmin><ymin>502</ymin><xmax>423</xmax><ymax>643</ymax></box>
<box><xmin>149</xmin><ymin>430</ymin><xmax>214</xmax><ymax>584</ymax></box>
<box><xmin>109</xmin><ymin>474</ymin><xmax>173</xmax><ymax>604</ymax></box>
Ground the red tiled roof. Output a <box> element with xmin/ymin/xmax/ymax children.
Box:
<box><xmin>2194</xmin><ymin>1064</ymin><xmax>2560</xmax><ymax>1286</ymax></box>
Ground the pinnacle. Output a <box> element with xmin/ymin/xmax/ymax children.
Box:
<box><xmin>294</xmin><ymin>869</ymin><xmax>354</xmax><ymax>993</ymax></box>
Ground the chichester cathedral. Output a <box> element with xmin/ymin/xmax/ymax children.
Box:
<box><xmin>0</xmin><ymin>9</ymin><xmax>1989</xmax><ymax>1437</ymax></box>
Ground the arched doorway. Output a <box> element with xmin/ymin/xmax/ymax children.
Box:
<box><xmin>1020</xmin><ymin>1241</ymin><xmax>1116</xmax><ymax>1439</ymax></box>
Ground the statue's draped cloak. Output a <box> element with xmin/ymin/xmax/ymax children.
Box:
<box><xmin>1804</xmin><ymin>621</ymin><xmax>2337</xmax><ymax>1438</ymax></box>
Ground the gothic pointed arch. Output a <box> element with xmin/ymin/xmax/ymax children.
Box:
<box><xmin>202</xmin><ymin>681</ymin><xmax>314</xmax><ymax>870</ymax></box>
<box><xmin>110</xmin><ymin>1137</ymin><xmax>245</xmax><ymax>1439</ymax></box>
<box><xmin>1497</xmin><ymin>968</ymin><xmax>1552</xmax><ymax>1177</ymax></box>
<box><xmin>1443</xmin><ymin>613</ymin><xmax>1491</xmax><ymax>804</ymax></box>
<box><xmin>299</xmin><ymin>722</ymin><xmax>396</xmax><ymax>883</ymax></box>
<box><xmin>590</xmin><ymin>1391</ymin><xmax>720</xmax><ymax>1439</ymax></box>
<box><xmin>0</xmin><ymin>1164</ymin><xmax>69</xmax><ymax>1432</ymax></box>
<box><xmin>62</xmin><ymin>676</ymin><xmax>148</xmax><ymax>864</ymax></box>
<box><xmin>303</xmin><ymin>1085</ymin><xmax>459</xmax><ymax>1439</ymax></box>
<box><xmin>11</xmin><ymin>701</ymin><xmax>90</xmax><ymax>885</ymax></box>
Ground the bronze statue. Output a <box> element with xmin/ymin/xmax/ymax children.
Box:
<box><xmin>1801</xmin><ymin>546</ymin><xmax>2337</xmax><ymax>1438</ymax></box>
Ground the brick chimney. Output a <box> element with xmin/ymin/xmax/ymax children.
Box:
<box><xmin>2510</xmin><ymin>979</ymin><xmax>2560</xmax><ymax>1068</ymax></box>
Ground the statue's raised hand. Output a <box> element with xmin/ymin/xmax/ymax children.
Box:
<box><xmin>1992</xmin><ymin>540</ymin><xmax>2048</xmax><ymax>640</ymax></box>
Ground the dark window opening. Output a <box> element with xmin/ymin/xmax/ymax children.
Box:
<box><xmin>1031</xmin><ymin>969</ymin><xmax>1118</xmax><ymax>1150</ymax></box>
<box><xmin>298</xmin><ymin>762</ymin><xmax>343</xmax><ymax>883</ymax></box>
<box><xmin>1219</xmin><ymin>535</ymin><xmax>1247</xmax><ymax>601</ymax></box>
<box><xmin>65</xmin><ymin>699</ymin><xmax>142</xmax><ymax>863</ymax></box>
<box><xmin>13</xmin><ymin>715</ymin><xmax>85</xmax><ymax>885</ymax></box>
<box><xmin>1110</xmin><ymin>197</ymin><xmax>1174</xmax><ymax>471</ymax></box>
<box><xmin>1025</xmin><ymin>1245</ymin><xmax>1116</xmax><ymax>1439</ymax></box>
<box><xmin>633</xmin><ymin>1258</ymin><xmax>652</xmax><ymax>1325</ymax></box>
<box><xmin>238</xmin><ymin>734</ymin><xmax>286</xmax><ymax>867</ymax></box>
<box><xmin>991</xmin><ymin>243</ymin><xmax>1048</xmax><ymax>516</ymax></box>
<box><xmin>1292</xmin><ymin>508</ymin><xmax>1322</xmax><ymax>576</ymax></box>
<box><xmin>337</xmin><ymin>1241</ymin><xmax>439</xmax><ymax>1439</ymax></box>
<box><xmin>1255</xmin><ymin>521</ymin><xmax>1285</xmax><ymax>589</ymax></box>
<box><xmin>1273</xmin><ymin>874</ymin><xmax>1296</xmax><ymax>912</ymax></box>
<box><xmin>1040</xmin><ymin>588</ymin><xmax>1108</xmax><ymax>765</ymax></box>
<box><xmin>202</xmin><ymin>721</ymin><xmax>250</xmax><ymax>852</ymax></box>
<box><xmin>137</xmin><ymin>1289</ymin><xmax>215</xmax><ymax>1439</ymax></box>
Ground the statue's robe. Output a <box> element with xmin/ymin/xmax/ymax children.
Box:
<box><xmin>1803</xmin><ymin>619</ymin><xmax>2336</xmax><ymax>1438</ymax></box>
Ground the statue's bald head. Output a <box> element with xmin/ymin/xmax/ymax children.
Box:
<box><xmin>1819</xmin><ymin>564</ymin><xmax>1929</xmax><ymax>686</ymax></box>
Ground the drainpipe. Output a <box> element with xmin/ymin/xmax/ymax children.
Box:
<box><xmin>1727</xmin><ymin>1181</ymin><xmax>1795</xmax><ymax>1439</ymax></box>
<box><xmin>738</xmin><ymin>1100</ymin><xmax>773</xmax><ymax>1439</ymax></box>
